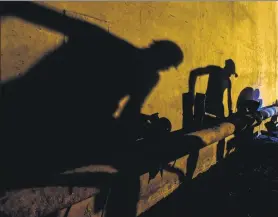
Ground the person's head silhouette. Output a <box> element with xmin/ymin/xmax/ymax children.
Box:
<box><xmin>224</xmin><ymin>59</ymin><xmax>238</xmax><ymax>78</ymax></box>
<box><xmin>253</xmin><ymin>88</ymin><xmax>260</xmax><ymax>101</ymax></box>
<box><xmin>144</xmin><ymin>40</ymin><xmax>184</xmax><ymax>72</ymax></box>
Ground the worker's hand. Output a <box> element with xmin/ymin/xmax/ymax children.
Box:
<box><xmin>188</xmin><ymin>91</ymin><xmax>195</xmax><ymax>105</ymax></box>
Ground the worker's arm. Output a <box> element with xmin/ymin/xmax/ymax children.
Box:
<box><xmin>120</xmin><ymin>75</ymin><xmax>159</xmax><ymax>123</ymax></box>
<box><xmin>227</xmin><ymin>79</ymin><xmax>233</xmax><ymax>116</ymax></box>
<box><xmin>117</xmin><ymin>76</ymin><xmax>159</xmax><ymax>140</ymax></box>
<box><xmin>0</xmin><ymin>2</ymin><xmax>104</xmax><ymax>37</ymax></box>
<box><xmin>189</xmin><ymin>66</ymin><xmax>212</xmax><ymax>96</ymax></box>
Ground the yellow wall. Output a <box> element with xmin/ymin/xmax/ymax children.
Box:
<box><xmin>1</xmin><ymin>2</ymin><xmax>278</xmax><ymax>131</ymax></box>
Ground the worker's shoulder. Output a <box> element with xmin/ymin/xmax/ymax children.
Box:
<box><xmin>137</xmin><ymin>68</ymin><xmax>160</xmax><ymax>85</ymax></box>
<box><xmin>206</xmin><ymin>65</ymin><xmax>223</xmax><ymax>71</ymax></box>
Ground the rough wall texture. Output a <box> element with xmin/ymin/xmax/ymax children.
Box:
<box><xmin>1</xmin><ymin>2</ymin><xmax>278</xmax><ymax>130</ymax></box>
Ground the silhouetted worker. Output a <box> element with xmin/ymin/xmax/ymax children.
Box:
<box><xmin>106</xmin><ymin>39</ymin><xmax>184</xmax><ymax>142</ymax></box>
<box><xmin>1</xmin><ymin>2</ymin><xmax>184</xmax><ymax>153</ymax></box>
<box><xmin>236</xmin><ymin>87</ymin><xmax>262</xmax><ymax>112</ymax></box>
<box><xmin>118</xmin><ymin>40</ymin><xmax>184</xmax><ymax>121</ymax></box>
<box><xmin>189</xmin><ymin>59</ymin><xmax>238</xmax><ymax>119</ymax></box>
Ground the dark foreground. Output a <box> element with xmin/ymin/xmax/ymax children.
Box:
<box><xmin>1</xmin><ymin>135</ymin><xmax>278</xmax><ymax>217</ymax></box>
<box><xmin>141</xmin><ymin>135</ymin><xmax>278</xmax><ymax>217</ymax></box>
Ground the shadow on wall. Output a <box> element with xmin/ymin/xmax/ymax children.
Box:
<box><xmin>182</xmin><ymin>59</ymin><xmax>238</xmax><ymax>166</ymax></box>
<box><xmin>0</xmin><ymin>2</ymin><xmax>183</xmax><ymax>168</ymax></box>
<box><xmin>0</xmin><ymin>3</ymin><xmax>184</xmax><ymax>217</ymax></box>
<box><xmin>190</xmin><ymin>59</ymin><xmax>238</xmax><ymax>121</ymax></box>
<box><xmin>183</xmin><ymin>59</ymin><xmax>238</xmax><ymax>132</ymax></box>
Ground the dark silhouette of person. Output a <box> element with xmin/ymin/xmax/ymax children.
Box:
<box><xmin>236</xmin><ymin>87</ymin><xmax>262</xmax><ymax>113</ymax></box>
<box><xmin>189</xmin><ymin>59</ymin><xmax>238</xmax><ymax>120</ymax></box>
<box><xmin>116</xmin><ymin>40</ymin><xmax>184</xmax><ymax>122</ymax></box>
<box><xmin>0</xmin><ymin>2</ymin><xmax>184</xmax><ymax>167</ymax></box>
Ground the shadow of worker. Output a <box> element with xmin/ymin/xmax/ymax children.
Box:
<box><xmin>0</xmin><ymin>2</ymin><xmax>184</xmax><ymax>171</ymax></box>
<box><xmin>188</xmin><ymin>59</ymin><xmax>238</xmax><ymax>127</ymax></box>
<box><xmin>188</xmin><ymin>59</ymin><xmax>238</xmax><ymax>164</ymax></box>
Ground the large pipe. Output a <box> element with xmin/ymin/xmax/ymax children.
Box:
<box><xmin>260</xmin><ymin>106</ymin><xmax>278</xmax><ymax>119</ymax></box>
<box><xmin>56</xmin><ymin>105</ymin><xmax>278</xmax><ymax>217</ymax></box>
<box><xmin>185</xmin><ymin>105</ymin><xmax>278</xmax><ymax>146</ymax></box>
<box><xmin>1</xmin><ymin>105</ymin><xmax>277</xmax><ymax>217</ymax></box>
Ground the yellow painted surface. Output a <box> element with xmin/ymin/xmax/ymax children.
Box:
<box><xmin>1</xmin><ymin>2</ymin><xmax>278</xmax><ymax>131</ymax></box>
